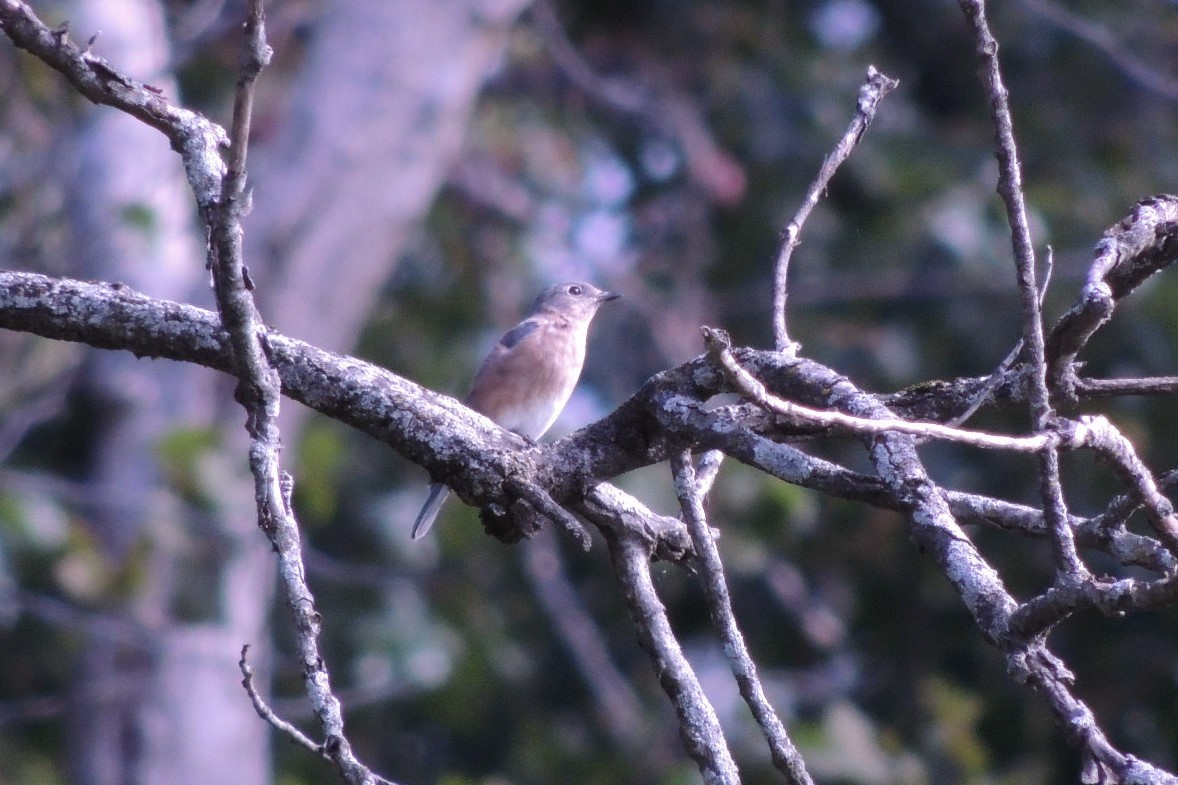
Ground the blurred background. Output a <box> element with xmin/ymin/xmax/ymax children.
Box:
<box><xmin>3</xmin><ymin>0</ymin><xmax>1178</xmax><ymax>783</ymax></box>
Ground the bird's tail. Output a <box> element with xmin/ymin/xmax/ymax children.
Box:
<box><xmin>411</xmin><ymin>483</ymin><xmax>450</xmax><ymax>539</ymax></box>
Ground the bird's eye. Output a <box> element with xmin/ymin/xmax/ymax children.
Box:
<box><xmin>567</xmin><ymin>284</ymin><xmax>583</xmax><ymax>296</ymax></box>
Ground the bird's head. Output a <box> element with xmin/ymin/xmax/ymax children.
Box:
<box><xmin>530</xmin><ymin>281</ymin><xmax>620</xmax><ymax>320</ymax></box>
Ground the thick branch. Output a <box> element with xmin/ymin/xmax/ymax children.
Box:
<box><xmin>0</xmin><ymin>270</ymin><xmax>691</xmax><ymax>551</ymax></box>
<box><xmin>6</xmin><ymin>269</ymin><xmax>1176</xmax><ymax>574</ymax></box>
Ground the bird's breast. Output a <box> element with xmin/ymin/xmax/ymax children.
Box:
<box><xmin>465</xmin><ymin>321</ymin><xmax>588</xmax><ymax>439</ymax></box>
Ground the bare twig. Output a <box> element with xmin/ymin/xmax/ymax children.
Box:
<box><xmin>949</xmin><ymin>247</ymin><xmax>1050</xmax><ymax>427</ymax></box>
<box><xmin>956</xmin><ymin>0</ymin><xmax>1046</xmax><ymax>416</ymax></box>
<box><xmin>671</xmin><ymin>451</ymin><xmax>814</xmax><ymax>785</ymax></box>
<box><xmin>772</xmin><ymin>66</ymin><xmax>898</xmax><ymax>352</ymax></box>
<box><xmin>1037</xmin><ymin>445</ymin><xmax>1084</xmax><ymax>574</ymax></box>
<box><xmin>947</xmin><ymin>246</ymin><xmax>1052</xmax><ymax>429</ymax></box>
<box><xmin>205</xmin><ymin>5</ymin><xmax>384</xmax><ymax>784</ymax></box>
<box><xmin>0</xmin><ymin>0</ymin><xmax>228</xmax><ymax>206</ymax></box>
<box><xmin>1077</xmin><ymin>416</ymin><xmax>1178</xmax><ymax>556</ymax></box>
<box><xmin>944</xmin><ymin>338</ymin><xmax>1024</xmax><ymax>429</ymax></box>
<box><xmin>1040</xmin><ymin>245</ymin><xmax>1054</xmax><ymax>306</ymax></box>
<box><xmin>239</xmin><ymin>645</ymin><xmax>322</xmax><ymax>756</ymax></box>
<box><xmin>957</xmin><ymin>0</ymin><xmax>1084</xmax><ymax>577</ymax></box>
<box><xmin>692</xmin><ymin>449</ymin><xmax>724</xmax><ymax>499</ymax></box>
<box><xmin>1078</xmin><ymin>376</ymin><xmax>1178</xmax><ymax>397</ymax></box>
<box><xmin>1010</xmin><ymin>571</ymin><xmax>1178</xmax><ymax>640</ymax></box>
<box><xmin>703</xmin><ymin>326</ymin><xmax>1056</xmax><ymax>453</ymax></box>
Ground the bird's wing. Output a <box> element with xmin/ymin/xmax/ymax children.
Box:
<box><xmin>498</xmin><ymin>319</ymin><xmax>540</xmax><ymax>349</ymax></box>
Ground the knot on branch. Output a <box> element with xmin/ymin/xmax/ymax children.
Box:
<box><xmin>481</xmin><ymin>500</ymin><xmax>540</xmax><ymax>543</ymax></box>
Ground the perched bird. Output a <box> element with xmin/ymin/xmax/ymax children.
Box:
<box><xmin>412</xmin><ymin>281</ymin><xmax>620</xmax><ymax>539</ymax></box>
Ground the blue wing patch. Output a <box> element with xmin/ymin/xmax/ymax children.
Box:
<box><xmin>499</xmin><ymin>319</ymin><xmax>540</xmax><ymax>349</ymax></box>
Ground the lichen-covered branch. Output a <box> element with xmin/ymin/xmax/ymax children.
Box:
<box><xmin>1046</xmin><ymin>195</ymin><xmax>1178</xmax><ymax>398</ymax></box>
<box><xmin>604</xmin><ymin>527</ymin><xmax>740</xmax><ymax>785</ymax></box>
<box><xmin>671</xmin><ymin>451</ymin><xmax>814</xmax><ymax>785</ymax></box>
<box><xmin>4</xmin><ymin>269</ymin><xmax>1175</xmax><ymax>574</ymax></box>
<box><xmin>0</xmin><ymin>0</ymin><xmax>228</xmax><ymax>205</ymax></box>
<box><xmin>957</xmin><ymin>0</ymin><xmax>1083</xmax><ymax>577</ymax></box>
<box><xmin>203</xmin><ymin>4</ymin><xmax>385</xmax><ymax>783</ymax></box>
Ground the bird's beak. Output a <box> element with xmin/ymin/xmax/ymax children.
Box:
<box><xmin>597</xmin><ymin>290</ymin><xmax>621</xmax><ymax>303</ymax></box>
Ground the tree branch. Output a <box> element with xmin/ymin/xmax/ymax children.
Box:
<box><xmin>5</xmin><ymin>269</ymin><xmax>1176</xmax><ymax>574</ymax></box>
<box><xmin>604</xmin><ymin>527</ymin><xmax>740</xmax><ymax>785</ymax></box>
<box><xmin>671</xmin><ymin>451</ymin><xmax>814</xmax><ymax>785</ymax></box>
<box><xmin>772</xmin><ymin>66</ymin><xmax>898</xmax><ymax>352</ymax></box>
<box><xmin>203</xmin><ymin>5</ymin><xmax>385</xmax><ymax>783</ymax></box>
<box><xmin>957</xmin><ymin>0</ymin><xmax>1084</xmax><ymax>577</ymax></box>
<box><xmin>1046</xmin><ymin>194</ymin><xmax>1178</xmax><ymax>397</ymax></box>
<box><xmin>0</xmin><ymin>0</ymin><xmax>228</xmax><ymax>206</ymax></box>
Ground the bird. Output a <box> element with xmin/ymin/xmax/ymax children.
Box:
<box><xmin>411</xmin><ymin>281</ymin><xmax>620</xmax><ymax>539</ymax></box>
